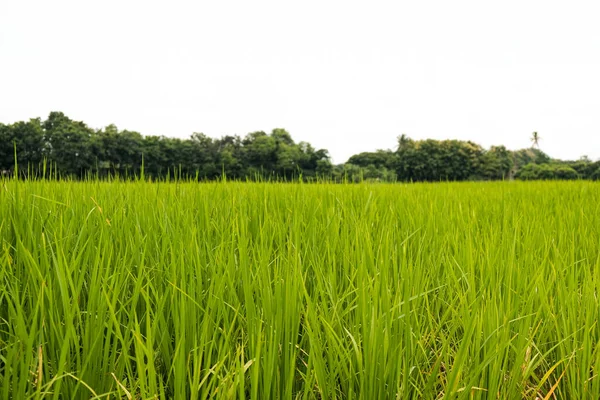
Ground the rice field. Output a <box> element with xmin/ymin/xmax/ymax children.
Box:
<box><xmin>1</xmin><ymin>179</ymin><xmax>600</xmax><ymax>399</ymax></box>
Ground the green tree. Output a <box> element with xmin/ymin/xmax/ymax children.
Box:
<box><xmin>216</xmin><ymin>135</ymin><xmax>244</xmax><ymax>179</ymax></box>
<box><xmin>481</xmin><ymin>146</ymin><xmax>513</xmax><ymax>180</ymax></box>
<box><xmin>347</xmin><ymin>150</ymin><xmax>396</xmax><ymax>169</ymax></box>
<box><xmin>43</xmin><ymin>112</ymin><xmax>97</xmax><ymax>177</ymax></box>
<box><xmin>394</xmin><ymin>136</ymin><xmax>484</xmax><ymax>181</ymax></box>
<box><xmin>511</xmin><ymin>148</ymin><xmax>550</xmax><ymax>174</ymax></box>
<box><xmin>271</xmin><ymin>128</ymin><xmax>294</xmax><ymax>146</ymax></box>
<box><xmin>243</xmin><ymin>131</ymin><xmax>277</xmax><ymax>177</ymax></box>
<box><xmin>0</xmin><ymin>118</ymin><xmax>45</xmax><ymax>175</ymax></box>
<box><xmin>316</xmin><ymin>159</ymin><xmax>333</xmax><ymax>177</ymax></box>
<box><xmin>98</xmin><ymin>125</ymin><xmax>143</xmax><ymax>175</ymax></box>
<box><xmin>189</xmin><ymin>133</ymin><xmax>219</xmax><ymax>179</ymax></box>
<box><xmin>141</xmin><ymin>135</ymin><xmax>167</xmax><ymax>178</ymax></box>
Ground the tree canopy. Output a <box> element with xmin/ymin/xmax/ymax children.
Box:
<box><xmin>1</xmin><ymin>112</ymin><xmax>599</xmax><ymax>181</ymax></box>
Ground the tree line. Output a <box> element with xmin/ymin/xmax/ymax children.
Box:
<box><xmin>1</xmin><ymin>112</ymin><xmax>599</xmax><ymax>181</ymax></box>
<box><xmin>0</xmin><ymin>112</ymin><xmax>332</xmax><ymax>180</ymax></box>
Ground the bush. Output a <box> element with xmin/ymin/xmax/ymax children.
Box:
<box><xmin>554</xmin><ymin>166</ymin><xmax>579</xmax><ymax>180</ymax></box>
<box><xmin>515</xmin><ymin>163</ymin><xmax>579</xmax><ymax>180</ymax></box>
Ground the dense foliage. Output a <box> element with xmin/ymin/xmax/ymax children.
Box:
<box><xmin>1</xmin><ymin>112</ymin><xmax>599</xmax><ymax>181</ymax></box>
<box><xmin>0</xmin><ymin>113</ymin><xmax>331</xmax><ymax>180</ymax></box>
<box><xmin>2</xmin><ymin>180</ymin><xmax>600</xmax><ymax>398</ymax></box>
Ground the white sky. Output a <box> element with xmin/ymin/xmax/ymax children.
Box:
<box><xmin>1</xmin><ymin>0</ymin><xmax>599</xmax><ymax>163</ymax></box>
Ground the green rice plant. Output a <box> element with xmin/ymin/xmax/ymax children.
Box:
<box><xmin>0</xmin><ymin>179</ymin><xmax>599</xmax><ymax>399</ymax></box>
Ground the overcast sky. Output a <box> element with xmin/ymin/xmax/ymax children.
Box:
<box><xmin>1</xmin><ymin>0</ymin><xmax>599</xmax><ymax>163</ymax></box>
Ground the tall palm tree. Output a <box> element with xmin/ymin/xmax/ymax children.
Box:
<box><xmin>530</xmin><ymin>131</ymin><xmax>540</xmax><ymax>148</ymax></box>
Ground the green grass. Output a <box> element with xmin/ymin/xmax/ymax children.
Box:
<box><xmin>1</xmin><ymin>180</ymin><xmax>600</xmax><ymax>399</ymax></box>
